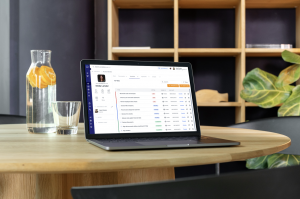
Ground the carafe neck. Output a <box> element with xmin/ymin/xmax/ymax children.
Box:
<box><xmin>31</xmin><ymin>50</ymin><xmax>52</xmax><ymax>66</ymax></box>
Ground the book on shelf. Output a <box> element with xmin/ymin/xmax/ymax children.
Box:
<box><xmin>112</xmin><ymin>47</ymin><xmax>151</xmax><ymax>50</ymax></box>
<box><xmin>246</xmin><ymin>44</ymin><xmax>293</xmax><ymax>49</ymax></box>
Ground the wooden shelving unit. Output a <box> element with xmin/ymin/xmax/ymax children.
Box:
<box><xmin>112</xmin><ymin>48</ymin><xmax>175</xmax><ymax>57</ymax></box>
<box><xmin>197</xmin><ymin>102</ymin><xmax>241</xmax><ymax>107</ymax></box>
<box><xmin>107</xmin><ymin>0</ymin><xmax>300</xmax><ymax>124</ymax></box>
<box><xmin>179</xmin><ymin>49</ymin><xmax>241</xmax><ymax>57</ymax></box>
<box><xmin>246</xmin><ymin>49</ymin><xmax>300</xmax><ymax>57</ymax></box>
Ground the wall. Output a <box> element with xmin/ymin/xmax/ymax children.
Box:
<box><xmin>13</xmin><ymin>0</ymin><xmax>94</xmax><ymax>120</ymax></box>
<box><xmin>0</xmin><ymin>0</ymin><xmax>11</xmax><ymax>114</ymax></box>
<box><xmin>95</xmin><ymin>0</ymin><xmax>108</xmax><ymax>59</ymax></box>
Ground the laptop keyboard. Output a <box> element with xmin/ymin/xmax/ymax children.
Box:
<box><xmin>90</xmin><ymin>136</ymin><xmax>215</xmax><ymax>144</ymax></box>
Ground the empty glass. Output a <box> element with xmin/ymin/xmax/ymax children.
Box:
<box><xmin>52</xmin><ymin>101</ymin><xmax>81</xmax><ymax>134</ymax></box>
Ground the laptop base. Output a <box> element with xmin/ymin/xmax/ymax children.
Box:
<box><xmin>87</xmin><ymin>136</ymin><xmax>240</xmax><ymax>151</ymax></box>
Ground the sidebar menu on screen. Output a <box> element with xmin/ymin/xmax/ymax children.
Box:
<box><xmin>85</xmin><ymin>64</ymin><xmax>95</xmax><ymax>134</ymax></box>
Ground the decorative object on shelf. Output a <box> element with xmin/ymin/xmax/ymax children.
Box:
<box><xmin>246</xmin><ymin>44</ymin><xmax>292</xmax><ymax>49</ymax></box>
<box><xmin>240</xmin><ymin>50</ymin><xmax>300</xmax><ymax>169</ymax></box>
<box><xmin>196</xmin><ymin>89</ymin><xmax>228</xmax><ymax>103</ymax></box>
<box><xmin>26</xmin><ymin>50</ymin><xmax>57</xmax><ymax>134</ymax></box>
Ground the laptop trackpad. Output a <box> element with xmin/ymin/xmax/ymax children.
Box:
<box><xmin>136</xmin><ymin>140</ymin><xmax>197</xmax><ymax>146</ymax></box>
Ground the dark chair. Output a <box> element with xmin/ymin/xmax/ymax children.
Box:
<box><xmin>214</xmin><ymin>116</ymin><xmax>300</xmax><ymax>174</ymax></box>
<box><xmin>228</xmin><ymin>116</ymin><xmax>300</xmax><ymax>155</ymax></box>
<box><xmin>71</xmin><ymin>165</ymin><xmax>300</xmax><ymax>199</ymax></box>
<box><xmin>0</xmin><ymin>114</ymin><xmax>26</xmax><ymax>124</ymax></box>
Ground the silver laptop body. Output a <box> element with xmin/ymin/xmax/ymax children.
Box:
<box><xmin>81</xmin><ymin>60</ymin><xmax>239</xmax><ymax>151</ymax></box>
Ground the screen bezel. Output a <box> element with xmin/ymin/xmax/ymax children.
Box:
<box><xmin>81</xmin><ymin>59</ymin><xmax>201</xmax><ymax>139</ymax></box>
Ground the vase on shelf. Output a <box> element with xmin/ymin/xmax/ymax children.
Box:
<box><xmin>26</xmin><ymin>50</ymin><xmax>57</xmax><ymax>134</ymax></box>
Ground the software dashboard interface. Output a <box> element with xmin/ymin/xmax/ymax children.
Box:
<box><xmin>84</xmin><ymin>64</ymin><xmax>197</xmax><ymax>134</ymax></box>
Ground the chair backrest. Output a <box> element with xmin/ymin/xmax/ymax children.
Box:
<box><xmin>228</xmin><ymin>116</ymin><xmax>300</xmax><ymax>155</ymax></box>
<box><xmin>71</xmin><ymin>165</ymin><xmax>300</xmax><ymax>199</ymax></box>
<box><xmin>0</xmin><ymin>114</ymin><xmax>26</xmax><ymax>124</ymax></box>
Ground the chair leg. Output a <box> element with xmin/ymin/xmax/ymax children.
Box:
<box><xmin>215</xmin><ymin>163</ymin><xmax>220</xmax><ymax>175</ymax></box>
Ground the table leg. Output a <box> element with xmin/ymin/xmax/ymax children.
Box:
<box><xmin>0</xmin><ymin>173</ymin><xmax>36</xmax><ymax>198</ymax></box>
<box><xmin>0</xmin><ymin>167</ymin><xmax>175</xmax><ymax>199</ymax></box>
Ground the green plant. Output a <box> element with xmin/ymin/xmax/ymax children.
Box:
<box><xmin>241</xmin><ymin>50</ymin><xmax>300</xmax><ymax>169</ymax></box>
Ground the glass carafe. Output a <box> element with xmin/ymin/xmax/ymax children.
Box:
<box><xmin>26</xmin><ymin>50</ymin><xmax>57</xmax><ymax>133</ymax></box>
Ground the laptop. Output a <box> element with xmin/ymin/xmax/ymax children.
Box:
<box><xmin>80</xmin><ymin>60</ymin><xmax>239</xmax><ymax>150</ymax></box>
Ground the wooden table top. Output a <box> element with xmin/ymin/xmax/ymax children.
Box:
<box><xmin>0</xmin><ymin>124</ymin><xmax>290</xmax><ymax>173</ymax></box>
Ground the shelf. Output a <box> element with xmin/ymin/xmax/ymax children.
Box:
<box><xmin>112</xmin><ymin>48</ymin><xmax>175</xmax><ymax>57</ymax></box>
<box><xmin>114</xmin><ymin>0</ymin><xmax>174</xmax><ymax>9</ymax></box>
<box><xmin>246</xmin><ymin>48</ymin><xmax>300</xmax><ymax>57</ymax></box>
<box><xmin>197</xmin><ymin>102</ymin><xmax>241</xmax><ymax>107</ymax></box>
<box><xmin>113</xmin><ymin>0</ymin><xmax>300</xmax><ymax>9</ymax></box>
<box><xmin>114</xmin><ymin>0</ymin><xmax>300</xmax><ymax>9</ymax></box>
<box><xmin>179</xmin><ymin>48</ymin><xmax>241</xmax><ymax>57</ymax></box>
<box><xmin>246</xmin><ymin>0</ymin><xmax>300</xmax><ymax>8</ymax></box>
<box><xmin>113</xmin><ymin>48</ymin><xmax>300</xmax><ymax>58</ymax></box>
<box><xmin>245</xmin><ymin>102</ymin><xmax>282</xmax><ymax>107</ymax></box>
<box><xmin>179</xmin><ymin>0</ymin><xmax>240</xmax><ymax>9</ymax></box>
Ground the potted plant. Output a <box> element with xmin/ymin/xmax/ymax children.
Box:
<box><xmin>240</xmin><ymin>50</ymin><xmax>300</xmax><ymax>169</ymax></box>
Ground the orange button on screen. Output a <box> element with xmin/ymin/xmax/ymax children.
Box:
<box><xmin>180</xmin><ymin>84</ymin><xmax>190</xmax><ymax>87</ymax></box>
<box><xmin>167</xmin><ymin>84</ymin><xmax>179</xmax><ymax>87</ymax></box>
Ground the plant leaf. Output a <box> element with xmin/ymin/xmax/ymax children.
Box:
<box><xmin>282</xmin><ymin>50</ymin><xmax>300</xmax><ymax>64</ymax></box>
<box><xmin>278</xmin><ymin>85</ymin><xmax>300</xmax><ymax>116</ymax></box>
<box><xmin>246</xmin><ymin>155</ymin><xmax>270</xmax><ymax>169</ymax></box>
<box><xmin>281</xmin><ymin>85</ymin><xmax>295</xmax><ymax>92</ymax></box>
<box><xmin>240</xmin><ymin>68</ymin><xmax>291</xmax><ymax>108</ymax></box>
<box><xmin>267</xmin><ymin>154</ymin><xmax>300</xmax><ymax>168</ymax></box>
<box><xmin>275</xmin><ymin>64</ymin><xmax>300</xmax><ymax>88</ymax></box>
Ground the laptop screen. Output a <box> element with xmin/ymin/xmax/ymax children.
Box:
<box><xmin>84</xmin><ymin>64</ymin><xmax>197</xmax><ymax>134</ymax></box>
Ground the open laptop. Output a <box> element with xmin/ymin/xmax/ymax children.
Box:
<box><xmin>80</xmin><ymin>60</ymin><xmax>239</xmax><ymax>150</ymax></box>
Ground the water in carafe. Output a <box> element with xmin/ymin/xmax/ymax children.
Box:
<box><xmin>26</xmin><ymin>50</ymin><xmax>57</xmax><ymax>133</ymax></box>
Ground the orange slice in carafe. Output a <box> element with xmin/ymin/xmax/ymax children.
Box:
<box><xmin>27</xmin><ymin>67</ymin><xmax>48</xmax><ymax>89</ymax></box>
<box><xmin>27</xmin><ymin>68</ymin><xmax>37</xmax><ymax>87</ymax></box>
<box><xmin>39</xmin><ymin>65</ymin><xmax>56</xmax><ymax>85</ymax></box>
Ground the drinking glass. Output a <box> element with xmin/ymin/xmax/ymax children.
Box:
<box><xmin>52</xmin><ymin>101</ymin><xmax>81</xmax><ymax>134</ymax></box>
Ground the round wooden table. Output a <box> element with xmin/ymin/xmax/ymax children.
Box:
<box><xmin>0</xmin><ymin>124</ymin><xmax>290</xmax><ymax>199</ymax></box>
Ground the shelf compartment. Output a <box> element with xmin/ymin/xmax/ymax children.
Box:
<box><xmin>119</xmin><ymin>9</ymin><xmax>174</xmax><ymax>48</ymax></box>
<box><xmin>179</xmin><ymin>48</ymin><xmax>241</xmax><ymax>57</ymax></box>
<box><xmin>112</xmin><ymin>48</ymin><xmax>174</xmax><ymax>57</ymax></box>
<box><xmin>246</xmin><ymin>57</ymin><xmax>290</xmax><ymax>79</ymax></box>
<box><xmin>179</xmin><ymin>9</ymin><xmax>236</xmax><ymax>48</ymax></box>
<box><xmin>246</xmin><ymin>102</ymin><xmax>282</xmax><ymax>107</ymax></box>
<box><xmin>197</xmin><ymin>102</ymin><xmax>241</xmax><ymax>107</ymax></box>
<box><xmin>179</xmin><ymin>0</ymin><xmax>240</xmax><ymax>9</ymax></box>
<box><xmin>113</xmin><ymin>0</ymin><xmax>174</xmax><ymax>9</ymax></box>
<box><xmin>198</xmin><ymin>107</ymin><xmax>236</xmax><ymax>126</ymax></box>
<box><xmin>246</xmin><ymin>107</ymin><xmax>279</xmax><ymax>121</ymax></box>
<box><xmin>246</xmin><ymin>0</ymin><xmax>300</xmax><ymax>8</ymax></box>
<box><xmin>180</xmin><ymin>57</ymin><xmax>236</xmax><ymax>102</ymax></box>
<box><xmin>246</xmin><ymin>9</ymin><xmax>296</xmax><ymax>47</ymax></box>
<box><xmin>246</xmin><ymin>48</ymin><xmax>300</xmax><ymax>57</ymax></box>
